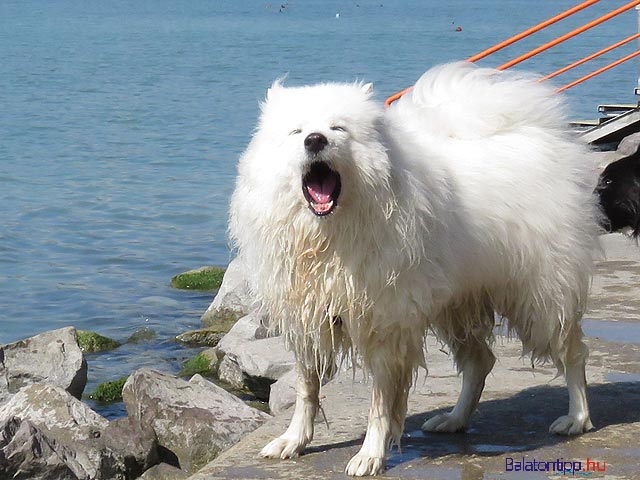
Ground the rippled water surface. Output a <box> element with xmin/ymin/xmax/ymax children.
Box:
<box><xmin>2</xmin><ymin>0</ymin><xmax>639</xmax><ymax>415</ymax></box>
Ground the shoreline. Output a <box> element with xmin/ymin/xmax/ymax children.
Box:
<box><xmin>2</xmin><ymin>233</ymin><xmax>639</xmax><ymax>479</ymax></box>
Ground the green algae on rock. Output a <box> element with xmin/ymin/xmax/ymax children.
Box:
<box><xmin>178</xmin><ymin>350</ymin><xmax>221</xmax><ymax>377</ymax></box>
<box><xmin>89</xmin><ymin>376</ymin><xmax>129</xmax><ymax>403</ymax></box>
<box><xmin>171</xmin><ymin>266</ymin><xmax>225</xmax><ymax>291</ymax></box>
<box><xmin>201</xmin><ymin>306</ymin><xmax>245</xmax><ymax>329</ymax></box>
<box><xmin>77</xmin><ymin>330</ymin><xmax>120</xmax><ymax>353</ymax></box>
<box><xmin>126</xmin><ymin>327</ymin><xmax>157</xmax><ymax>344</ymax></box>
<box><xmin>176</xmin><ymin>315</ymin><xmax>239</xmax><ymax>347</ymax></box>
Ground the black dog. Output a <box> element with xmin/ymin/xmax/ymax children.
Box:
<box><xmin>596</xmin><ymin>149</ymin><xmax>640</xmax><ymax>236</ymax></box>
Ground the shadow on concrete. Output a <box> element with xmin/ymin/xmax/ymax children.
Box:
<box><xmin>394</xmin><ymin>382</ymin><xmax>640</xmax><ymax>464</ymax></box>
<box><xmin>307</xmin><ymin>381</ymin><xmax>640</xmax><ymax>468</ymax></box>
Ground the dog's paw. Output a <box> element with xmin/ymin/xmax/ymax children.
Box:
<box><xmin>345</xmin><ymin>453</ymin><xmax>385</xmax><ymax>476</ymax></box>
<box><xmin>549</xmin><ymin>415</ymin><xmax>594</xmax><ymax>436</ymax></box>
<box><xmin>421</xmin><ymin>413</ymin><xmax>466</xmax><ymax>433</ymax></box>
<box><xmin>259</xmin><ymin>436</ymin><xmax>306</xmax><ymax>459</ymax></box>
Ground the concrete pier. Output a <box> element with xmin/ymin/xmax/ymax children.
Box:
<box><xmin>189</xmin><ymin>233</ymin><xmax>640</xmax><ymax>480</ymax></box>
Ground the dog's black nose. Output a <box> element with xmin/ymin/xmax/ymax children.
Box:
<box><xmin>304</xmin><ymin>132</ymin><xmax>328</xmax><ymax>154</ymax></box>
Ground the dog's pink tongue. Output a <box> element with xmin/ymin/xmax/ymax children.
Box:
<box><xmin>306</xmin><ymin>176</ymin><xmax>336</xmax><ymax>204</ymax></box>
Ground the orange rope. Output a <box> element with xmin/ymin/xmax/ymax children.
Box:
<box><xmin>540</xmin><ymin>32</ymin><xmax>640</xmax><ymax>81</ymax></box>
<box><xmin>467</xmin><ymin>0</ymin><xmax>600</xmax><ymax>63</ymax></box>
<box><xmin>497</xmin><ymin>0</ymin><xmax>640</xmax><ymax>70</ymax></box>
<box><xmin>556</xmin><ymin>48</ymin><xmax>640</xmax><ymax>92</ymax></box>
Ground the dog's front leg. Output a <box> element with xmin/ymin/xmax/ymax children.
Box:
<box><xmin>345</xmin><ymin>346</ymin><xmax>413</xmax><ymax>476</ymax></box>
<box><xmin>345</xmin><ymin>380</ymin><xmax>392</xmax><ymax>476</ymax></box>
<box><xmin>260</xmin><ymin>361</ymin><xmax>320</xmax><ymax>459</ymax></box>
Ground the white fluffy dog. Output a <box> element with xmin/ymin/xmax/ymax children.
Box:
<box><xmin>229</xmin><ymin>62</ymin><xmax>601</xmax><ymax>476</ymax></box>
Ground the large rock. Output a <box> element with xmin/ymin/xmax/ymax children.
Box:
<box><xmin>215</xmin><ymin>311</ymin><xmax>269</xmax><ymax>355</ymax></box>
<box><xmin>617</xmin><ymin>131</ymin><xmax>640</xmax><ymax>156</ymax></box>
<box><xmin>0</xmin><ymin>416</ymin><xmax>80</xmax><ymax>480</ymax></box>
<box><xmin>139</xmin><ymin>463</ymin><xmax>189</xmax><ymax>480</ymax></box>
<box><xmin>201</xmin><ymin>257</ymin><xmax>256</xmax><ymax>327</ymax></box>
<box><xmin>0</xmin><ymin>384</ymin><xmax>108</xmax><ymax>439</ymax></box>
<box><xmin>268</xmin><ymin>368</ymin><xmax>297</xmax><ymax>415</ymax></box>
<box><xmin>0</xmin><ymin>327</ymin><xmax>87</xmax><ymax>403</ymax></box>
<box><xmin>218</xmin><ymin>335</ymin><xmax>295</xmax><ymax>401</ymax></box>
<box><xmin>122</xmin><ymin>369</ymin><xmax>269</xmax><ymax>475</ymax></box>
<box><xmin>0</xmin><ymin>383</ymin><xmax>137</xmax><ymax>479</ymax></box>
<box><xmin>103</xmin><ymin>417</ymin><xmax>159</xmax><ymax>478</ymax></box>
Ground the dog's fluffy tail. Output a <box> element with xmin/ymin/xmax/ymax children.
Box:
<box><xmin>390</xmin><ymin>61</ymin><xmax>568</xmax><ymax>141</ymax></box>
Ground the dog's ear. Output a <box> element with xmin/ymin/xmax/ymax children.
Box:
<box><xmin>361</xmin><ymin>83</ymin><xmax>374</xmax><ymax>95</ymax></box>
<box><xmin>266</xmin><ymin>84</ymin><xmax>279</xmax><ymax>101</ymax></box>
<box><xmin>266</xmin><ymin>76</ymin><xmax>287</xmax><ymax>101</ymax></box>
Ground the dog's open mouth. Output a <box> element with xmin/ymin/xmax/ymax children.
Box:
<box><xmin>302</xmin><ymin>162</ymin><xmax>341</xmax><ymax>217</ymax></box>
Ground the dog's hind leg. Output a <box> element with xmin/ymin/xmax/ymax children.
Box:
<box><xmin>549</xmin><ymin>323</ymin><xmax>593</xmax><ymax>435</ymax></box>
<box><xmin>260</xmin><ymin>360</ymin><xmax>320</xmax><ymax>459</ymax></box>
<box><xmin>422</xmin><ymin>334</ymin><xmax>495</xmax><ymax>433</ymax></box>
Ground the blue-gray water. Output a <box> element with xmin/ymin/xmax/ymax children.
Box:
<box><xmin>1</xmin><ymin>0</ymin><xmax>639</xmax><ymax>417</ymax></box>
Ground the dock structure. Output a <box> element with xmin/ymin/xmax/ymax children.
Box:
<box><xmin>573</xmin><ymin>103</ymin><xmax>640</xmax><ymax>148</ymax></box>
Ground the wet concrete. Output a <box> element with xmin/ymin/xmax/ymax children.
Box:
<box><xmin>188</xmin><ymin>234</ymin><xmax>640</xmax><ymax>479</ymax></box>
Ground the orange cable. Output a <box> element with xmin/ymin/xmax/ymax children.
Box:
<box><xmin>385</xmin><ymin>0</ymin><xmax>602</xmax><ymax>107</ymax></box>
<box><xmin>384</xmin><ymin>86</ymin><xmax>414</xmax><ymax>108</ymax></box>
<box><xmin>540</xmin><ymin>32</ymin><xmax>640</xmax><ymax>81</ymax></box>
<box><xmin>556</xmin><ymin>48</ymin><xmax>640</xmax><ymax>92</ymax></box>
<box><xmin>384</xmin><ymin>0</ymin><xmax>640</xmax><ymax>107</ymax></box>
<box><xmin>467</xmin><ymin>0</ymin><xmax>600</xmax><ymax>63</ymax></box>
<box><xmin>497</xmin><ymin>0</ymin><xmax>640</xmax><ymax>70</ymax></box>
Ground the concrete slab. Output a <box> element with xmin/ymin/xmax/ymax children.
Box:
<box><xmin>189</xmin><ymin>234</ymin><xmax>640</xmax><ymax>480</ymax></box>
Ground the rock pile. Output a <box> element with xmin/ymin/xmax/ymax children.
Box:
<box><xmin>0</xmin><ymin>257</ymin><xmax>301</xmax><ymax>479</ymax></box>
<box><xmin>187</xmin><ymin>259</ymin><xmax>298</xmax><ymax>410</ymax></box>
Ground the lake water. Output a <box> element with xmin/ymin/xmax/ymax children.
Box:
<box><xmin>1</xmin><ymin>0</ymin><xmax>639</xmax><ymax>416</ymax></box>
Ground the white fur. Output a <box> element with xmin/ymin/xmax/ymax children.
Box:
<box><xmin>229</xmin><ymin>62</ymin><xmax>601</xmax><ymax>476</ymax></box>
